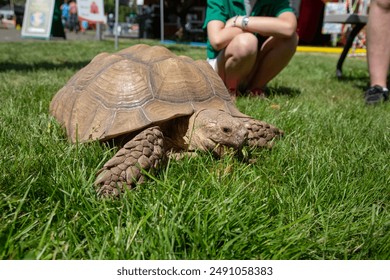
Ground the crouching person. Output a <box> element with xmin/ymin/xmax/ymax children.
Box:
<box><xmin>204</xmin><ymin>0</ymin><xmax>298</xmax><ymax>97</ymax></box>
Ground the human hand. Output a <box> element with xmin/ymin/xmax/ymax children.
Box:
<box><xmin>226</xmin><ymin>15</ymin><xmax>242</xmax><ymax>28</ymax></box>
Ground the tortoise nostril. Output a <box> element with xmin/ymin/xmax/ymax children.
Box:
<box><xmin>222</xmin><ymin>127</ymin><xmax>232</xmax><ymax>134</ymax></box>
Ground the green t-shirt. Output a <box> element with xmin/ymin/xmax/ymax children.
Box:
<box><xmin>203</xmin><ymin>0</ymin><xmax>293</xmax><ymax>59</ymax></box>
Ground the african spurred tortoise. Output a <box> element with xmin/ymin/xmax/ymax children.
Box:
<box><xmin>50</xmin><ymin>44</ymin><xmax>283</xmax><ymax>196</ymax></box>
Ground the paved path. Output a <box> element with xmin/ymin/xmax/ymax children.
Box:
<box><xmin>0</xmin><ymin>27</ymin><xmax>99</xmax><ymax>42</ymax></box>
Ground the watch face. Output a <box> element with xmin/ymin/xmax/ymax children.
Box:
<box><xmin>243</xmin><ymin>16</ymin><xmax>249</xmax><ymax>29</ymax></box>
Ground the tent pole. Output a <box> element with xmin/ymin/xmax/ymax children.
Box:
<box><xmin>115</xmin><ymin>0</ymin><xmax>119</xmax><ymax>49</ymax></box>
<box><xmin>160</xmin><ymin>0</ymin><xmax>164</xmax><ymax>42</ymax></box>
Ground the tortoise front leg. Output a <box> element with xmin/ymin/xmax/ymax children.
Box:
<box><xmin>95</xmin><ymin>126</ymin><xmax>165</xmax><ymax>197</ymax></box>
<box><xmin>240</xmin><ymin>118</ymin><xmax>284</xmax><ymax>148</ymax></box>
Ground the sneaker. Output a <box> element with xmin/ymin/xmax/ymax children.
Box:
<box><xmin>364</xmin><ymin>85</ymin><xmax>389</xmax><ymax>105</ymax></box>
<box><xmin>384</xmin><ymin>88</ymin><xmax>390</xmax><ymax>101</ymax></box>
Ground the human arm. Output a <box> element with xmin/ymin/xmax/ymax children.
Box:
<box><xmin>207</xmin><ymin>11</ymin><xmax>297</xmax><ymax>52</ymax></box>
<box><xmin>225</xmin><ymin>12</ymin><xmax>297</xmax><ymax>38</ymax></box>
<box><xmin>206</xmin><ymin>19</ymin><xmax>244</xmax><ymax>51</ymax></box>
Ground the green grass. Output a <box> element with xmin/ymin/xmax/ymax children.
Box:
<box><xmin>0</xmin><ymin>39</ymin><xmax>389</xmax><ymax>260</ymax></box>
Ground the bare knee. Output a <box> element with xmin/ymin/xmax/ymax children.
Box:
<box><xmin>268</xmin><ymin>32</ymin><xmax>298</xmax><ymax>54</ymax></box>
<box><xmin>227</xmin><ymin>33</ymin><xmax>259</xmax><ymax>60</ymax></box>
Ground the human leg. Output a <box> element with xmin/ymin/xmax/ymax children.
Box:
<box><xmin>364</xmin><ymin>0</ymin><xmax>390</xmax><ymax>104</ymax></box>
<box><xmin>246</xmin><ymin>32</ymin><xmax>298</xmax><ymax>91</ymax></box>
<box><xmin>366</xmin><ymin>0</ymin><xmax>390</xmax><ymax>88</ymax></box>
<box><xmin>217</xmin><ymin>33</ymin><xmax>259</xmax><ymax>91</ymax></box>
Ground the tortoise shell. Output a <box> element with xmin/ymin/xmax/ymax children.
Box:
<box><xmin>50</xmin><ymin>44</ymin><xmax>247</xmax><ymax>143</ymax></box>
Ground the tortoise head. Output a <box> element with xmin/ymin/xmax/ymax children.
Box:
<box><xmin>185</xmin><ymin>109</ymin><xmax>248</xmax><ymax>157</ymax></box>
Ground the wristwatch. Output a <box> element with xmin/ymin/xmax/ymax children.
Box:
<box><xmin>242</xmin><ymin>16</ymin><xmax>249</xmax><ymax>30</ymax></box>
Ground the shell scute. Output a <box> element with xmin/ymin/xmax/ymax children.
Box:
<box><xmin>50</xmin><ymin>44</ymin><xmax>244</xmax><ymax>143</ymax></box>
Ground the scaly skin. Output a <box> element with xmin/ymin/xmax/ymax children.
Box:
<box><xmin>240</xmin><ymin>117</ymin><xmax>284</xmax><ymax>148</ymax></box>
<box><xmin>95</xmin><ymin>126</ymin><xmax>165</xmax><ymax>197</ymax></box>
<box><xmin>94</xmin><ymin>112</ymin><xmax>283</xmax><ymax>198</ymax></box>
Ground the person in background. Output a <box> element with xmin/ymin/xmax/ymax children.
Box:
<box><xmin>68</xmin><ymin>0</ymin><xmax>79</xmax><ymax>33</ymax></box>
<box><xmin>60</xmin><ymin>0</ymin><xmax>70</xmax><ymax>30</ymax></box>
<box><xmin>364</xmin><ymin>0</ymin><xmax>390</xmax><ymax>105</ymax></box>
<box><xmin>107</xmin><ymin>13</ymin><xmax>115</xmax><ymax>35</ymax></box>
<box><xmin>203</xmin><ymin>0</ymin><xmax>298</xmax><ymax>97</ymax></box>
<box><xmin>81</xmin><ymin>20</ymin><xmax>89</xmax><ymax>34</ymax></box>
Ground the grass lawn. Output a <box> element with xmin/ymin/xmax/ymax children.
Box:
<box><xmin>0</xmin><ymin>39</ymin><xmax>389</xmax><ymax>260</ymax></box>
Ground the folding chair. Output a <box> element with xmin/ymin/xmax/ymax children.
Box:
<box><xmin>323</xmin><ymin>0</ymin><xmax>370</xmax><ymax>78</ymax></box>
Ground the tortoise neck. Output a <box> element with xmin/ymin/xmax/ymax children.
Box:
<box><xmin>159</xmin><ymin>116</ymin><xmax>191</xmax><ymax>151</ymax></box>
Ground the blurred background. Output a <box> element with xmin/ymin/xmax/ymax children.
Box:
<box><xmin>0</xmin><ymin>0</ymin><xmax>369</xmax><ymax>49</ymax></box>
